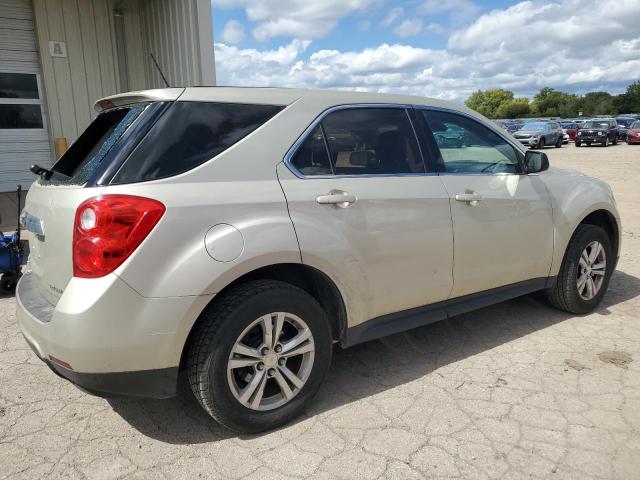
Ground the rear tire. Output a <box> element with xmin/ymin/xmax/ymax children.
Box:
<box><xmin>186</xmin><ymin>280</ymin><xmax>332</xmax><ymax>433</ymax></box>
<box><xmin>612</xmin><ymin>136</ymin><xmax>618</xmax><ymax>145</ymax></box>
<box><xmin>546</xmin><ymin>224</ymin><xmax>613</xmax><ymax>314</ymax></box>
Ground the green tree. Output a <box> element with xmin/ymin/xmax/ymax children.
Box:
<box><xmin>532</xmin><ymin>88</ymin><xmax>579</xmax><ymax>117</ymax></box>
<box><xmin>613</xmin><ymin>81</ymin><xmax>640</xmax><ymax>114</ymax></box>
<box><xmin>579</xmin><ymin>91</ymin><xmax>614</xmax><ymax>116</ymax></box>
<box><xmin>495</xmin><ymin>98</ymin><xmax>531</xmax><ymax>118</ymax></box>
<box><xmin>465</xmin><ymin>89</ymin><xmax>514</xmax><ymax>118</ymax></box>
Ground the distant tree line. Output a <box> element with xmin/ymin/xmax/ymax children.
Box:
<box><xmin>465</xmin><ymin>81</ymin><xmax>640</xmax><ymax>119</ymax></box>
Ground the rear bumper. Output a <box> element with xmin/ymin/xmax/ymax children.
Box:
<box><xmin>24</xmin><ymin>332</ymin><xmax>178</xmax><ymax>398</ymax></box>
<box><xmin>16</xmin><ymin>271</ymin><xmax>212</xmax><ymax>398</ymax></box>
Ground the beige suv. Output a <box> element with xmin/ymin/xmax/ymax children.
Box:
<box><xmin>16</xmin><ymin>88</ymin><xmax>620</xmax><ymax>433</ymax></box>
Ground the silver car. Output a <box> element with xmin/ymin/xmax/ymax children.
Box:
<box><xmin>513</xmin><ymin>120</ymin><xmax>564</xmax><ymax>148</ymax></box>
<box><xmin>16</xmin><ymin>88</ymin><xmax>620</xmax><ymax>433</ymax></box>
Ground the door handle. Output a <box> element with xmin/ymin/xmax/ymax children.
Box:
<box><xmin>316</xmin><ymin>190</ymin><xmax>357</xmax><ymax>208</ymax></box>
<box><xmin>455</xmin><ymin>192</ymin><xmax>482</xmax><ymax>205</ymax></box>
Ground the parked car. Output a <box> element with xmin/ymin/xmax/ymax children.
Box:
<box><xmin>16</xmin><ymin>88</ymin><xmax>620</xmax><ymax>433</ymax></box>
<box><xmin>512</xmin><ymin>121</ymin><xmax>563</xmax><ymax>148</ymax></box>
<box><xmin>561</xmin><ymin>122</ymin><xmax>579</xmax><ymax>141</ymax></box>
<box><xmin>627</xmin><ymin>120</ymin><xmax>640</xmax><ymax>144</ymax></box>
<box><xmin>576</xmin><ymin>119</ymin><xmax>618</xmax><ymax>147</ymax></box>
<box><xmin>615</xmin><ymin>117</ymin><xmax>637</xmax><ymax>141</ymax></box>
<box><xmin>505</xmin><ymin>122</ymin><xmax>523</xmax><ymax>134</ymax></box>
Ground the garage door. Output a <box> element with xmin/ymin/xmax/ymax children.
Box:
<box><xmin>0</xmin><ymin>0</ymin><xmax>51</xmax><ymax>193</ymax></box>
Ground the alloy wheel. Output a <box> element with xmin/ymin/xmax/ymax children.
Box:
<box><xmin>576</xmin><ymin>241</ymin><xmax>606</xmax><ymax>301</ymax></box>
<box><xmin>227</xmin><ymin>312</ymin><xmax>315</xmax><ymax>411</ymax></box>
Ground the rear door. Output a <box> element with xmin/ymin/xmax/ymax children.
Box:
<box><xmin>417</xmin><ymin>108</ymin><xmax>554</xmax><ymax>298</ymax></box>
<box><xmin>278</xmin><ymin>106</ymin><xmax>454</xmax><ymax>326</ymax></box>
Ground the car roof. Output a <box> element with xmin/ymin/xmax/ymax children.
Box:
<box><xmin>96</xmin><ymin>86</ymin><xmax>473</xmax><ymax>115</ymax></box>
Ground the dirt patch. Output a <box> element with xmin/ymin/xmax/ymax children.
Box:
<box><xmin>564</xmin><ymin>359</ymin><xmax>588</xmax><ymax>371</ymax></box>
<box><xmin>598</xmin><ymin>351</ymin><xmax>633</xmax><ymax>368</ymax></box>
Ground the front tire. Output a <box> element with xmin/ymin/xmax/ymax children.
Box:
<box><xmin>186</xmin><ymin>280</ymin><xmax>332</xmax><ymax>433</ymax></box>
<box><xmin>601</xmin><ymin>136</ymin><xmax>609</xmax><ymax>147</ymax></box>
<box><xmin>537</xmin><ymin>137</ymin><xmax>546</xmax><ymax>149</ymax></box>
<box><xmin>546</xmin><ymin>224</ymin><xmax>613</xmax><ymax>314</ymax></box>
<box><xmin>555</xmin><ymin>136</ymin><xmax>562</xmax><ymax>148</ymax></box>
<box><xmin>575</xmin><ymin>140</ymin><xmax>581</xmax><ymax>147</ymax></box>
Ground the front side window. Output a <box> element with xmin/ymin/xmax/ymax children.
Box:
<box><xmin>113</xmin><ymin>102</ymin><xmax>283</xmax><ymax>184</ymax></box>
<box><xmin>422</xmin><ymin>110</ymin><xmax>520</xmax><ymax>174</ymax></box>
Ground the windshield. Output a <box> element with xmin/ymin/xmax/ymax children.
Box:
<box><xmin>521</xmin><ymin>122</ymin><xmax>547</xmax><ymax>131</ymax></box>
<box><xmin>616</xmin><ymin>118</ymin><xmax>635</xmax><ymax>127</ymax></box>
<box><xmin>582</xmin><ymin>121</ymin><xmax>609</xmax><ymax>129</ymax></box>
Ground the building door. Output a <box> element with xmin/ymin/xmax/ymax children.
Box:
<box><xmin>0</xmin><ymin>0</ymin><xmax>51</xmax><ymax>194</ymax></box>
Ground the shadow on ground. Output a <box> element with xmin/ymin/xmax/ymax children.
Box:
<box><xmin>108</xmin><ymin>269</ymin><xmax>640</xmax><ymax>444</ymax></box>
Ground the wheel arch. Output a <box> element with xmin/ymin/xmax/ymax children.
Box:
<box><xmin>578</xmin><ymin>209</ymin><xmax>620</xmax><ymax>266</ymax></box>
<box><xmin>179</xmin><ymin>263</ymin><xmax>348</xmax><ymax>369</ymax></box>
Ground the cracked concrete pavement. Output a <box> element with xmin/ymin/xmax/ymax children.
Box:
<box><xmin>1</xmin><ymin>143</ymin><xmax>640</xmax><ymax>479</ymax></box>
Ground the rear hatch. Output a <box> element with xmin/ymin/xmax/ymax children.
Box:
<box><xmin>22</xmin><ymin>89</ymin><xmax>183</xmax><ymax>306</ymax></box>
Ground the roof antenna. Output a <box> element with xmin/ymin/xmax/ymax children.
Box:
<box><xmin>150</xmin><ymin>53</ymin><xmax>170</xmax><ymax>88</ymax></box>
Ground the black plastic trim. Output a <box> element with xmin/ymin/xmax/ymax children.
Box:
<box><xmin>343</xmin><ymin>277</ymin><xmax>551</xmax><ymax>347</ymax></box>
<box><xmin>44</xmin><ymin>358</ymin><xmax>179</xmax><ymax>399</ymax></box>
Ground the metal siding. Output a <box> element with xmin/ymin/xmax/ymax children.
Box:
<box><xmin>138</xmin><ymin>0</ymin><xmax>213</xmax><ymax>88</ymax></box>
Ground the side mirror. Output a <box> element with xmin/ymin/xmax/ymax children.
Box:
<box><xmin>523</xmin><ymin>150</ymin><xmax>549</xmax><ymax>173</ymax></box>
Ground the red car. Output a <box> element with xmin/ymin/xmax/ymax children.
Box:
<box><xmin>561</xmin><ymin>122</ymin><xmax>579</xmax><ymax>141</ymax></box>
<box><xmin>627</xmin><ymin>121</ymin><xmax>640</xmax><ymax>144</ymax></box>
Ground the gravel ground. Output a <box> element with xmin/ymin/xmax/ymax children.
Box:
<box><xmin>1</xmin><ymin>142</ymin><xmax>639</xmax><ymax>480</ymax></box>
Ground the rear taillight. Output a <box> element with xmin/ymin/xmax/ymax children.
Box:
<box><xmin>73</xmin><ymin>195</ymin><xmax>165</xmax><ymax>278</ymax></box>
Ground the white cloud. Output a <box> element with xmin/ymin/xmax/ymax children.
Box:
<box><xmin>214</xmin><ymin>0</ymin><xmax>640</xmax><ymax>102</ymax></box>
<box><xmin>394</xmin><ymin>19</ymin><xmax>423</xmax><ymax>38</ymax></box>
<box><xmin>380</xmin><ymin>7</ymin><xmax>404</xmax><ymax>27</ymax></box>
<box><xmin>220</xmin><ymin>20</ymin><xmax>245</xmax><ymax>45</ymax></box>
<box><xmin>419</xmin><ymin>0</ymin><xmax>480</xmax><ymax>23</ymax></box>
<box><xmin>213</xmin><ymin>0</ymin><xmax>381</xmax><ymax>41</ymax></box>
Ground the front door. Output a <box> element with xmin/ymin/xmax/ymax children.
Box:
<box><xmin>418</xmin><ymin>108</ymin><xmax>554</xmax><ymax>298</ymax></box>
<box><xmin>278</xmin><ymin>106</ymin><xmax>454</xmax><ymax>327</ymax></box>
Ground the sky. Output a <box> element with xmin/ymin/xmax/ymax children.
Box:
<box><xmin>211</xmin><ymin>0</ymin><xmax>640</xmax><ymax>104</ymax></box>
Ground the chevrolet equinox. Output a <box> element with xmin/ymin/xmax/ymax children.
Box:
<box><xmin>17</xmin><ymin>88</ymin><xmax>620</xmax><ymax>433</ymax></box>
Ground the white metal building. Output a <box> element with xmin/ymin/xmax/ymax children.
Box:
<box><xmin>0</xmin><ymin>0</ymin><xmax>215</xmax><ymax>228</ymax></box>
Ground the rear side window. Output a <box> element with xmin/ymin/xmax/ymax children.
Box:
<box><xmin>291</xmin><ymin>107</ymin><xmax>424</xmax><ymax>176</ymax></box>
<box><xmin>50</xmin><ymin>105</ymin><xmax>145</xmax><ymax>184</ymax></box>
<box><xmin>112</xmin><ymin>102</ymin><xmax>282</xmax><ymax>184</ymax></box>
<box><xmin>291</xmin><ymin>125</ymin><xmax>333</xmax><ymax>175</ymax></box>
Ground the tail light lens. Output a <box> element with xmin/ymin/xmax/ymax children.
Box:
<box><xmin>73</xmin><ymin>195</ymin><xmax>165</xmax><ymax>278</ymax></box>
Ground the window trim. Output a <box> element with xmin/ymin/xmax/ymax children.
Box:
<box><xmin>284</xmin><ymin>103</ymin><xmax>528</xmax><ymax>179</ymax></box>
<box><xmin>414</xmin><ymin>105</ymin><xmax>526</xmax><ymax>176</ymax></box>
<box><xmin>284</xmin><ymin>103</ymin><xmax>432</xmax><ymax>179</ymax></box>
